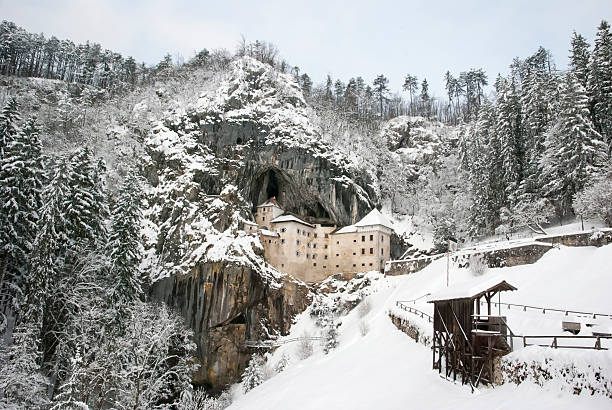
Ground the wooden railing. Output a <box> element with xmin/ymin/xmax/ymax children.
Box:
<box><xmin>395</xmin><ymin>301</ymin><xmax>433</xmax><ymax>323</ymax></box>
<box><xmin>480</xmin><ymin>300</ymin><xmax>612</xmax><ymax>320</ymax></box>
<box><xmin>244</xmin><ymin>336</ymin><xmax>323</xmax><ymax>348</ymax></box>
<box><xmin>520</xmin><ymin>335</ymin><xmax>611</xmax><ymax>350</ymax></box>
<box><xmin>396</xmin><ymin>293</ymin><xmax>431</xmax><ymax>305</ymax></box>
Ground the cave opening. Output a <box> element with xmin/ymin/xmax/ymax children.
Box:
<box><xmin>229</xmin><ymin>314</ymin><xmax>246</xmax><ymax>325</ymax></box>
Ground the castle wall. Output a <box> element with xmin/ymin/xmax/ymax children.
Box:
<box><xmin>260</xmin><ymin>221</ymin><xmax>392</xmax><ymax>283</ymax></box>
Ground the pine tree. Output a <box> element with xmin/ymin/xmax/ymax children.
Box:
<box><xmin>0</xmin><ymin>117</ymin><xmax>45</xmax><ymax>314</ymax></box>
<box><xmin>420</xmin><ymin>78</ymin><xmax>430</xmax><ymax>118</ymax></box>
<box><xmin>570</xmin><ymin>32</ymin><xmax>591</xmax><ymax>89</ymax></box>
<box><xmin>588</xmin><ymin>20</ymin><xmax>612</xmax><ymax>154</ymax></box>
<box><xmin>541</xmin><ymin>73</ymin><xmax>607</xmax><ymax>218</ymax></box>
<box><xmin>242</xmin><ymin>354</ymin><xmax>264</xmax><ymax>393</ymax></box>
<box><xmin>0</xmin><ymin>97</ymin><xmax>20</xmax><ymax>158</ymax></box>
<box><xmin>109</xmin><ymin>172</ymin><xmax>144</xmax><ymax>312</ymax></box>
<box><xmin>495</xmin><ymin>76</ymin><xmax>523</xmax><ymax>208</ymax></box>
<box><xmin>373</xmin><ymin>74</ymin><xmax>389</xmax><ymax>118</ymax></box>
<box><xmin>403</xmin><ymin>74</ymin><xmax>418</xmax><ymax>115</ymax></box>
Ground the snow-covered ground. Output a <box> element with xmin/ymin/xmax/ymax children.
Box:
<box><xmin>227</xmin><ymin>244</ymin><xmax>612</xmax><ymax>409</ymax></box>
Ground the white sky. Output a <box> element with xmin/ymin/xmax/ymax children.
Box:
<box><xmin>1</xmin><ymin>0</ymin><xmax>611</xmax><ymax>97</ymax></box>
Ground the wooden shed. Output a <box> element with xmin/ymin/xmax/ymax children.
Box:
<box><xmin>428</xmin><ymin>279</ymin><xmax>517</xmax><ymax>388</ymax></box>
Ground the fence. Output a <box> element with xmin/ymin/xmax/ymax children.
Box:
<box><xmin>395</xmin><ymin>300</ymin><xmax>433</xmax><ymax>323</ymax></box>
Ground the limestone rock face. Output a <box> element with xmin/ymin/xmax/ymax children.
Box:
<box><xmin>151</xmin><ymin>261</ymin><xmax>310</xmax><ymax>392</ymax></box>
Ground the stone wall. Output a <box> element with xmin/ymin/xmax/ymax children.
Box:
<box><xmin>385</xmin><ymin>255</ymin><xmax>441</xmax><ymax>276</ymax></box>
<box><xmin>535</xmin><ymin>229</ymin><xmax>612</xmax><ymax>248</ymax></box>
<box><xmin>454</xmin><ymin>243</ymin><xmax>554</xmax><ymax>268</ymax></box>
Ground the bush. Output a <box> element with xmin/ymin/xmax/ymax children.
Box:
<box><xmin>358</xmin><ymin>298</ymin><xmax>372</xmax><ymax>317</ymax></box>
<box><xmin>359</xmin><ymin>320</ymin><xmax>370</xmax><ymax>336</ymax></box>
<box><xmin>468</xmin><ymin>254</ymin><xmax>488</xmax><ymax>276</ymax></box>
<box><xmin>296</xmin><ymin>333</ymin><xmax>314</xmax><ymax>360</ymax></box>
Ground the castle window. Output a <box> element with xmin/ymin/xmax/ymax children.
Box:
<box><xmin>362</xmin><ymin>235</ymin><xmax>365</xmax><ymax>242</ymax></box>
<box><xmin>281</xmin><ymin>239</ymin><xmax>285</xmax><ymax>244</ymax></box>
<box><xmin>335</xmin><ymin>265</ymin><xmax>339</xmax><ymax>268</ymax></box>
<box><xmin>312</xmin><ymin>254</ymin><xmax>316</xmax><ymax>259</ymax></box>
<box><xmin>281</xmin><ymin>264</ymin><xmax>284</xmax><ymax>267</ymax></box>
<box><xmin>281</xmin><ymin>228</ymin><xmax>286</xmax><ymax>233</ymax></box>
<box><xmin>324</xmin><ymin>244</ymin><xmax>328</xmax><ymax>249</ymax></box>
<box><xmin>362</xmin><ymin>263</ymin><xmax>365</xmax><ymax>267</ymax></box>
<box><xmin>314</xmin><ymin>233</ymin><xmax>318</xmax><ymax>238</ymax></box>
<box><xmin>352</xmin><ymin>264</ymin><xmax>356</xmax><ymax>267</ymax></box>
<box><xmin>335</xmin><ymin>253</ymin><xmax>339</xmax><ymax>257</ymax></box>
<box><xmin>323</xmin><ymin>265</ymin><xmax>327</xmax><ymax>269</ymax></box>
<box><xmin>307</xmin><ymin>243</ymin><xmax>311</xmax><ymax>248</ymax></box>
<box><xmin>325</xmin><ymin>234</ymin><xmax>329</xmax><ymax>238</ymax></box>
<box><xmin>262</xmin><ymin>217</ymin><xmax>265</xmax><ymax>221</ymax></box>
<box><xmin>313</xmin><ymin>244</ymin><xmax>317</xmax><ymax>248</ymax></box>
<box><xmin>313</xmin><ymin>263</ymin><xmax>317</xmax><ymax>267</ymax></box>
<box><xmin>381</xmin><ymin>236</ymin><xmax>384</xmax><ymax>242</ymax></box>
<box><xmin>381</xmin><ymin>248</ymin><xmax>384</xmax><ymax>255</ymax></box>
<box><xmin>306</xmin><ymin>253</ymin><xmax>310</xmax><ymax>258</ymax></box>
<box><xmin>296</xmin><ymin>240</ymin><xmax>301</xmax><ymax>245</ymax></box>
<box><xmin>268</xmin><ymin>240</ymin><xmax>272</xmax><ymax>243</ymax></box>
<box><xmin>324</xmin><ymin>255</ymin><xmax>328</xmax><ymax>259</ymax></box>
<box><xmin>370</xmin><ymin>248</ymin><xmax>373</xmax><ymax>254</ymax></box>
<box><xmin>353</xmin><ymin>239</ymin><xmax>357</xmax><ymax>243</ymax></box>
<box><xmin>297</xmin><ymin>229</ymin><xmax>301</xmax><ymax>234</ymax></box>
<box><xmin>296</xmin><ymin>251</ymin><xmax>300</xmax><ymax>256</ymax></box>
<box><xmin>370</xmin><ymin>234</ymin><xmax>373</xmax><ymax>241</ymax></box>
<box><xmin>307</xmin><ymin>232</ymin><xmax>310</xmax><ymax>237</ymax></box>
<box><xmin>361</xmin><ymin>248</ymin><xmax>365</xmax><ymax>255</ymax></box>
<box><xmin>369</xmin><ymin>263</ymin><xmax>373</xmax><ymax>266</ymax></box>
<box><xmin>352</xmin><ymin>252</ymin><xmax>356</xmax><ymax>256</ymax></box>
<box><xmin>336</xmin><ymin>241</ymin><xmax>339</xmax><ymax>244</ymax></box>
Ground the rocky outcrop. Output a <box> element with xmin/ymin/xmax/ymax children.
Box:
<box><xmin>151</xmin><ymin>261</ymin><xmax>310</xmax><ymax>392</ymax></box>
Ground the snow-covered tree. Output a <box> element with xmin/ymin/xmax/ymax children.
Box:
<box><xmin>0</xmin><ymin>117</ymin><xmax>45</xmax><ymax>315</ymax></box>
<box><xmin>541</xmin><ymin>74</ymin><xmax>607</xmax><ymax>217</ymax></box>
<box><xmin>108</xmin><ymin>171</ymin><xmax>144</xmax><ymax>313</ymax></box>
<box><xmin>573</xmin><ymin>166</ymin><xmax>612</xmax><ymax>227</ymax></box>
<box><xmin>0</xmin><ymin>320</ymin><xmax>50</xmax><ymax>409</ymax></box>
<box><xmin>588</xmin><ymin>20</ymin><xmax>612</xmax><ymax>153</ymax></box>
<box><xmin>274</xmin><ymin>353</ymin><xmax>290</xmax><ymax>374</ymax></box>
<box><xmin>242</xmin><ymin>354</ymin><xmax>264</xmax><ymax>393</ymax></box>
<box><xmin>323</xmin><ymin>322</ymin><xmax>339</xmax><ymax>354</ymax></box>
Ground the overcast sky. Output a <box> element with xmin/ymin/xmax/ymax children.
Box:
<box><xmin>1</xmin><ymin>0</ymin><xmax>611</xmax><ymax>97</ymax></box>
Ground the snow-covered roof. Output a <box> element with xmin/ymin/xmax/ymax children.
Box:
<box><xmin>257</xmin><ymin>199</ymin><xmax>282</xmax><ymax>208</ymax></box>
<box><xmin>260</xmin><ymin>229</ymin><xmax>279</xmax><ymax>237</ymax></box>
<box><xmin>354</xmin><ymin>209</ymin><xmax>395</xmax><ymax>230</ymax></box>
<box><xmin>335</xmin><ymin>225</ymin><xmax>358</xmax><ymax>234</ymax></box>
<box><xmin>428</xmin><ymin>277</ymin><xmax>517</xmax><ymax>302</ymax></box>
<box><xmin>270</xmin><ymin>214</ymin><xmax>314</xmax><ymax>227</ymax></box>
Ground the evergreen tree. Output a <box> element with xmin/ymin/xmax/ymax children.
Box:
<box><xmin>0</xmin><ymin>117</ymin><xmax>45</xmax><ymax>314</ymax></box>
<box><xmin>541</xmin><ymin>73</ymin><xmax>607</xmax><ymax>218</ymax></box>
<box><xmin>373</xmin><ymin>74</ymin><xmax>389</xmax><ymax>118</ymax></box>
<box><xmin>109</xmin><ymin>172</ymin><xmax>144</xmax><ymax>312</ymax></box>
<box><xmin>420</xmin><ymin>78</ymin><xmax>430</xmax><ymax>118</ymax></box>
<box><xmin>0</xmin><ymin>97</ymin><xmax>20</xmax><ymax>159</ymax></box>
<box><xmin>300</xmin><ymin>73</ymin><xmax>312</xmax><ymax>97</ymax></box>
<box><xmin>324</xmin><ymin>75</ymin><xmax>333</xmax><ymax>102</ymax></box>
<box><xmin>402</xmin><ymin>74</ymin><xmax>418</xmax><ymax>114</ymax></box>
<box><xmin>569</xmin><ymin>32</ymin><xmax>591</xmax><ymax>89</ymax></box>
<box><xmin>495</xmin><ymin>76</ymin><xmax>523</xmax><ymax>207</ymax></box>
<box><xmin>242</xmin><ymin>354</ymin><xmax>264</xmax><ymax>393</ymax></box>
<box><xmin>588</xmin><ymin>20</ymin><xmax>612</xmax><ymax>154</ymax></box>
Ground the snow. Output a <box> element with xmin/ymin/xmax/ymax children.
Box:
<box><xmin>260</xmin><ymin>229</ymin><xmax>279</xmax><ymax>237</ymax></box>
<box><xmin>270</xmin><ymin>214</ymin><xmax>313</xmax><ymax>227</ymax></box>
<box><xmin>228</xmin><ymin>244</ymin><xmax>612</xmax><ymax>409</ymax></box>
<box><xmin>354</xmin><ymin>208</ymin><xmax>395</xmax><ymax>230</ymax></box>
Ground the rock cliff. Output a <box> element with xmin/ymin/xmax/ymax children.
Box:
<box><xmin>142</xmin><ymin>57</ymin><xmax>380</xmax><ymax>390</ymax></box>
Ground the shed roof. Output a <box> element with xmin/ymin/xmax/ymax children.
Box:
<box><xmin>257</xmin><ymin>197</ymin><xmax>282</xmax><ymax>208</ymax></box>
<box><xmin>428</xmin><ymin>278</ymin><xmax>517</xmax><ymax>303</ymax></box>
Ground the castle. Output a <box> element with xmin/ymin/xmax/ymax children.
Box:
<box><xmin>243</xmin><ymin>198</ymin><xmax>394</xmax><ymax>283</ymax></box>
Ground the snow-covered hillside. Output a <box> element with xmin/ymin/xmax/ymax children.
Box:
<box><xmin>227</xmin><ymin>244</ymin><xmax>612</xmax><ymax>409</ymax></box>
